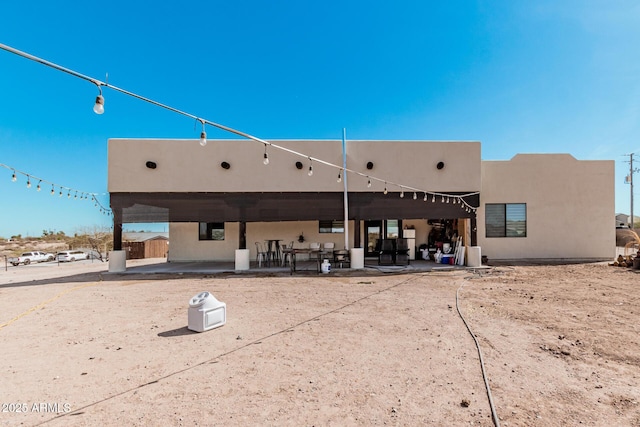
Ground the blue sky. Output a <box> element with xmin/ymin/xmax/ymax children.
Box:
<box><xmin>1</xmin><ymin>1</ymin><xmax>639</xmax><ymax>238</ymax></box>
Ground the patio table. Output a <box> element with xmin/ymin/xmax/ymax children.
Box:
<box><xmin>289</xmin><ymin>248</ymin><xmax>333</xmax><ymax>274</ymax></box>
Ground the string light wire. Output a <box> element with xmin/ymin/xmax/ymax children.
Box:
<box><xmin>0</xmin><ymin>42</ymin><xmax>479</xmax><ymax>213</ymax></box>
<box><xmin>1</xmin><ymin>162</ymin><xmax>110</xmax><ymax>215</ymax></box>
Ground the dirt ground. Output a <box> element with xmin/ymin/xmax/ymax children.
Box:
<box><xmin>1</xmin><ymin>261</ymin><xmax>639</xmax><ymax>426</ymax></box>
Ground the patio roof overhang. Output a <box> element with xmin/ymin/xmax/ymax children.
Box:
<box><xmin>110</xmin><ymin>192</ymin><xmax>479</xmax><ymax>223</ymax></box>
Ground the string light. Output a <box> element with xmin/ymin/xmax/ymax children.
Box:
<box><xmin>400</xmin><ymin>189</ymin><xmax>405</xmax><ymax>198</ymax></box>
<box><xmin>59</xmin><ymin>188</ymin><xmax>63</xmax><ymax>197</ymax></box>
<box><xmin>198</xmin><ymin>119</ymin><xmax>207</xmax><ymax>147</ymax></box>
<box><xmin>93</xmin><ymin>85</ymin><xmax>105</xmax><ymax>115</ymax></box>
<box><xmin>413</xmin><ymin>192</ymin><xmax>417</xmax><ymax>200</ymax></box>
<box><xmin>367</xmin><ymin>178</ymin><xmax>371</xmax><ymax>188</ymax></box>
<box><xmin>337</xmin><ymin>170</ymin><xmax>342</xmax><ymax>183</ymax></box>
<box><xmin>383</xmin><ymin>183</ymin><xmax>388</xmax><ymax>195</ymax></box>
<box><xmin>263</xmin><ymin>144</ymin><xmax>269</xmax><ymax>165</ymax></box>
<box><xmin>432</xmin><ymin>194</ymin><xmax>436</xmax><ymax>202</ymax></box>
<box><xmin>2</xmin><ymin>163</ymin><xmax>103</xmax><ymax>204</ymax></box>
<box><xmin>308</xmin><ymin>159</ymin><xmax>313</xmax><ymax>176</ymax></box>
<box><xmin>423</xmin><ymin>192</ymin><xmax>428</xmax><ymax>201</ymax></box>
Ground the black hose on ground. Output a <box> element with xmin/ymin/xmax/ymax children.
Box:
<box><xmin>456</xmin><ymin>282</ymin><xmax>501</xmax><ymax>427</ymax></box>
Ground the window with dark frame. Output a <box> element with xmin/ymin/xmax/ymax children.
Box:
<box><xmin>199</xmin><ymin>222</ymin><xmax>225</xmax><ymax>240</ymax></box>
<box><xmin>319</xmin><ymin>220</ymin><xmax>345</xmax><ymax>233</ymax></box>
<box><xmin>485</xmin><ymin>203</ymin><xmax>527</xmax><ymax>238</ymax></box>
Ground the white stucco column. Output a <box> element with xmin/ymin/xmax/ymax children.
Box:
<box><xmin>108</xmin><ymin>250</ymin><xmax>127</xmax><ymax>272</ymax></box>
<box><xmin>235</xmin><ymin>249</ymin><xmax>250</xmax><ymax>271</ymax></box>
<box><xmin>467</xmin><ymin>247</ymin><xmax>482</xmax><ymax>267</ymax></box>
<box><xmin>350</xmin><ymin>248</ymin><xmax>364</xmax><ymax>269</ymax></box>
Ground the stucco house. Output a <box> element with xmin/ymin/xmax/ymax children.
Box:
<box><xmin>108</xmin><ymin>139</ymin><xmax>614</xmax><ymax>265</ymax></box>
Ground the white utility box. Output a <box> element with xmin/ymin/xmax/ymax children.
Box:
<box><xmin>187</xmin><ymin>292</ymin><xmax>226</xmax><ymax>332</ymax></box>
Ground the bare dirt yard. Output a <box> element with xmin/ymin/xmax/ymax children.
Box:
<box><xmin>1</xmin><ymin>261</ymin><xmax>639</xmax><ymax>426</ymax></box>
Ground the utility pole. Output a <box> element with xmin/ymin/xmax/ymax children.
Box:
<box><xmin>625</xmin><ymin>153</ymin><xmax>639</xmax><ymax>230</ymax></box>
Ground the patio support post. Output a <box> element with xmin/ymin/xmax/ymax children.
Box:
<box><xmin>113</xmin><ymin>221</ymin><xmax>122</xmax><ymax>251</ymax></box>
<box><xmin>471</xmin><ymin>217</ymin><xmax>477</xmax><ymax>247</ymax></box>
<box><xmin>239</xmin><ymin>221</ymin><xmax>247</xmax><ymax>249</ymax></box>
<box><xmin>342</xmin><ymin>128</ymin><xmax>349</xmax><ymax>250</ymax></box>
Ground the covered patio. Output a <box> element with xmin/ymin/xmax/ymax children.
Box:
<box><xmin>110</xmin><ymin>191</ymin><xmax>480</xmax><ymax>266</ymax></box>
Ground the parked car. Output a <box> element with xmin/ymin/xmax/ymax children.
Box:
<box><xmin>8</xmin><ymin>251</ymin><xmax>56</xmax><ymax>266</ymax></box>
<box><xmin>57</xmin><ymin>250</ymin><xmax>89</xmax><ymax>262</ymax></box>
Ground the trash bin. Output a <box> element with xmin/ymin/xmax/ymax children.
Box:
<box><xmin>187</xmin><ymin>291</ymin><xmax>226</xmax><ymax>332</ymax></box>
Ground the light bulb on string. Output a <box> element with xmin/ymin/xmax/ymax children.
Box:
<box><xmin>50</xmin><ymin>185</ymin><xmax>55</xmax><ymax>195</ymax></box>
<box><xmin>26</xmin><ymin>176</ymin><xmax>31</xmax><ymax>188</ymax></box>
<box><xmin>337</xmin><ymin>170</ymin><xmax>342</xmax><ymax>183</ymax></box>
<box><xmin>59</xmin><ymin>188</ymin><xmax>63</xmax><ymax>197</ymax></box>
<box><xmin>441</xmin><ymin>195</ymin><xmax>445</xmax><ymax>203</ymax></box>
<box><xmin>446</xmin><ymin>196</ymin><xmax>450</xmax><ymax>203</ymax></box>
<box><xmin>413</xmin><ymin>192</ymin><xmax>417</xmax><ymax>200</ymax></box>
<box><xmin>383</xmin><ymin>183</ymin><xmax>388</xmax><ymax>195</ymax></box>
<box><xmin>198</xmin><ymin>119</ymin><xmax>207</xmax><ymax>147</ymax></box>
<box><xmin>308</xmin><ymin>159</ymin><xmax>313</xmax><ymax>176</ymax></box>
<box><xmin>423</xmin><ymin>192</ymin><xmax>427</xmax><ymax>201</ymax></box>
<box><xmin>432</xmin><ymin>194</ymin><xmax>435</xmax><ymax>203</ymax></box>
<box><xmin>74</xmin><ymin>191</ymin><xmax>78</xmax><ymax>199</ymax></box>
<box><xmin>37</xmin><ymin>181</ymin><xmax>41</xmax><ymax>191</ymax></box>
<box><xmin>400</xmin><ymin>189</ymin><xmax>404</xmax><ymax>198</ymax></box>
<box><xmin>93</xmin><ymin>85</ymin><xmax>105</xmax><ymax>114</ymax></box>
<box><xmin>367</xmin><ymin>178</ymin><xmax>371</xmax><ymax>188</ymax></box>
<box><xmin>11</xmin><ymin>170</ymin><xmax>16</xmax><ymax>182</ymax></box>
<box><xmin>263</xmin><ymin>145</ymin><xmax>269</xmax><ymax>165</ymax></box>
<box><xmin>67</xmin><ymin>191</ymin><xmax>71</xmax><ymax>198</ymax></box>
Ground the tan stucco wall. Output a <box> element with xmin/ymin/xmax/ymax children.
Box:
<box><xmin>477</xmin><ymin>154</ymin><xmax>615</xmax><ymax>261</ymax></box>
<box><xmin>112</xmin><ymin>140</ymin><xmax>615</xmax><ymax>262</ymax></box>
<box><xmin>168</xmin><ymin>221</ymin><xmax>357</xmax><ymax>262</ymax></box>
<box><xmin>108</xmin><ymin>139</ymin><xmax>481</xmax><ymax>193</ymax></box>
<box><xmin>168</xmin><ymin>222</ymin><xmax>240</xmax><ymax>262</ymax></box>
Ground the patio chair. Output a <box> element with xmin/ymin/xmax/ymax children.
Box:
<box><xmin>378</xmin><ymin>239</ymin><xmax>396</xmax><ymax>265</ymax></box>
<box><xmin>281</xmin><ymin>242</ymin><xmax>294</xmax><ymax>267</ymax></box>
<box><xmin>333</xmin><ymin>249</ymin><xmax>350</xmax><ymax>268</ymax></box>
<box><xmin>322</xmin><ymin>242</ymin><xmax>335</xmax><ymax>259</ymax></box>
<box><xmin>309</xmin><ymin>242</ymin><xmax>321</xmax><ymax>261</ymax></box>
<box><xmin>255</xmin><ymin>242</ymin><xmax>268</xmax><ymax>267</ymax></box>
<box><xmin>396</xmin><ymin>238</ymin><xmax>410</xmax><ymax>265</ymax></box>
